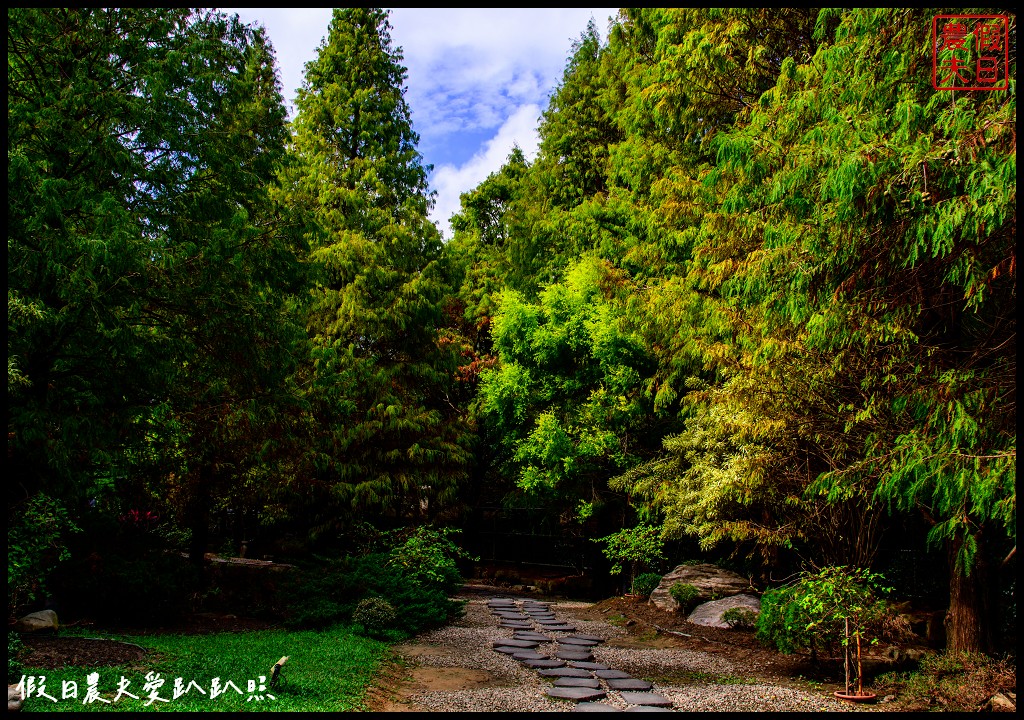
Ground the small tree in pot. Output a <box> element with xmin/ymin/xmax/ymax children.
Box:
<box><xmin>595</xmin><ymin>524</ymin><xmax>665</xmax><ymax>597</ymax></box>
<box><xmin>756</xmin><ymin>565</ymin><xmax>891</xmax><ymax>700</ymax></box>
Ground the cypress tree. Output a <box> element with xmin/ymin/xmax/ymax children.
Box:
<box><xmin>284</xmin><ymin>8</ymin><xmax>471</xmax><ymax>527</ymax></box>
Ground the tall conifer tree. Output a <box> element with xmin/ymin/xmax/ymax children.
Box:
<box><xmin>284</xmin><ymin>8</ymin><xmax>471</xmax><ymax>527</ymax></box>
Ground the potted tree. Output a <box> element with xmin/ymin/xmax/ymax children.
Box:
<box><xmin>595</xmin><ymin>524</ymin><xmax>665</xmax><ymax>600</ymax></box>
<box><xmin>795</xmin><ymin>566</ymin><xmax>890</xmax><ymax>702</ymax></box>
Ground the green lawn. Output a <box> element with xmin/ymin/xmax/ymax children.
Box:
<box><xmin>15</xmin><ymin>625</ymin><xmax>392</xmax><ymax>712</ymax></box>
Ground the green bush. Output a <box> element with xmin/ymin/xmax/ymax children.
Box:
<box><xmin>352</xmin><ymin>596</ymin><xmax>399</xmax><ymax>639</ymax></box>
<box><xmin>8</xmin><ymin>493</ymin><xmax>79</xmax><ymax>618</ymax></box>
<box><xmin>755</xmin><ymin>566</ymin><xmax>891</xmax><ymax>658</ymax></box>
<box><xmin>8</xmin><ymin>631</ymin><xmax>25</xmax><ymax>683</ymax></box>
<box><xmin>669</xmin><ymin>582</ymin><xmax>701</xmax><ymax>613</ymax></box>
<box><xmin>722</xmin><ymin>606</ymin><xmax>758</xmax><ymax>630</ymax></box>
<box><xmin>277</xmin><ymin>526</ymin><xmax>470</xmax><ymax>636</ymax></box>
<box><xmin>631</xmin><ymin>572</ymin><xmax>663</xmax><ymax>597</ymax></box>
<box><xmin>755</xmin><ymin>584</ymin><xmax>807</xmax><ymax>654</ymax></box>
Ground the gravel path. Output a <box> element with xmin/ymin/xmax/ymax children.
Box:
<box><xmin>386</xmin><ymin>589</ymin><xmax>876</xmax><ymax>713</ymax></box>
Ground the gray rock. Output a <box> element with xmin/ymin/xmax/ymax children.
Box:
<box><xmin>559</xmin><ymin>637</ymin><xmax>600</xmax><ymax>646</ymax></box>
<box><xmin>575</xmin><ymin>702</ymin><xmax>622</xmax><ymax>712</ymax></box>
<box><xmin>538</xmin><ymin>667</ymin><xmax>594</xmax><ymax>678</ymax></box>
<box><xmin>984</xmin><ymin>691</ymin><xmax>1016</xmax><ymax>712</ymax></box>
<box><xmin>649</xmin><ymin>563</ymin><xmax>754</xmax><ymax>612</ymax></box>
<box><xmin>521</xmin><ymin>658</ymin><xmax>566</xmax><ymax>668</ymax></box>
<box><xmin>493</xmin><ymin>638</ymin><xmax>539</xmax><ymax>648</ymax></box>
<box><xmin>554</xmin><ymin>677</ymin><xmax>602</xmax><ymax>688</ymax></box>
<box><xmin>547</xmin><ymin>687</ymin><xmax>607</xmax><ymax>702</ymax></box>
<box><xmin>8</xmin><ymin>685</ymin><xmax>24</xmax><ymax>712</ymax></box>
<box><xmin>555</xmin><ymin>649</ymin><xmax>594</xmax><ymax>661</ymax></box>
<box><xmin>594</xmin><ymin>669</ymin><xmax>632</xmax><ymax>680</ymax></box>
<box><xmin>512</xmin><ymin>650</ymin><xmax>547</xmax><ymax>661</ymax></box>
<box><xmin>14</xmin><ymin>610</ymin><xmax>58</xmax><ymax>634</ymax></box>
<box><xmin>606</xmin><ymin>678</ymin><xmax>653</xmax><ymax>691</ymax></box>
<box><xmin>619</xmin><ymin>691</ymin><xmax>673</xmax><ymax>708</ymax></box>
<box><xmin>687</xmin><ymin>594</ymin><xmax>761</xmax><ymax>629</ymax></box>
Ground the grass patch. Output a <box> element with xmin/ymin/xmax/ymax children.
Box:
<box><xmin>872</xmin><ymin>651</ymin><xmax>1016</xmax><ymax>711</ymax></box>
<box><xmin>606</xmin><ymin>614</ymin><xmax>628</xmax><ymax>627</ymax></box>
<box><xmin>15</xmin><ymin>625</ymin><xmax>391</xmax><ymax>712</ymax></box>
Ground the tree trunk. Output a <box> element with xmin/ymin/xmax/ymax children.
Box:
<box><xmin>945</xmin><ymin>530</ymin><xmax>992</xmax><ymax>654</ymax></box>
<box><xmin>186</xmin><ymin>466</ymin><xmax>214</xmax><ymax>568</ymax></box>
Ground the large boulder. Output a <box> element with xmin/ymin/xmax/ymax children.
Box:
<box><xmin>13</xmin><ymin>609</ymin><xmax>58</xmax><ymax>634</ymax></box>
<box><xmin>649</xmin><ymin>563</ymin><xmax>754</xmax><ymax>613</ymax></box>
<box><xmin>687</xmin><ymin>593</ymin><xmax>761</xmax><ymax>628</ymax></box>
<box><xmin>9</xmin><ymin>685</ymin><xmax>24</xmax><ymax>712</ymax></box>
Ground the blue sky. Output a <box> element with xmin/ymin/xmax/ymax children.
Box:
<box><xmin>220</xmin><ymin>8</ymin><xmax>619</xmax><ymax>238</ymax></box>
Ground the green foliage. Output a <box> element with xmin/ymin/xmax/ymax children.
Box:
<box><xmin>278</xmin><ymin>526</ymin><xmax>467</xmax><ymax>636</ymax></box>
<box><xmin>630</xmin><ymin>572</ymin><xmax>663</xmax><ymax>598</ymax></box>
<box><xmin>386</xmin><ymin>526</ymin><xmax>475</xmax><ymax>592</ymax></box>
<box><xmin>477</xmin><ymin>256</ymin><xmax>664</xmax><ymax>524</ymax></box>
<box><xmin>8</xmin><ymin>631</ymin><xmax>25</xmax><ymax>683</ymax></box>
<box><xmin>669</xmin><ymin>582</ymin><xmax>701</xmax><ymax>614</ymax></box>
<box><xmin>596</xmin><ymin>524</ymin><xmax>665</xmax><ymax>582</ymax></box>
<box><xmin>8</xmin><ymin>7</ymin><xmax>305</xmax><ymax>568</ymax></box>
<box><xmin>755</xmin><ymin>566</ymin><xmax>891</xmax><ymax>657</ymax></box>
<box><xmin>722</xmin><ymin>607</ymin><xmax>758</xmax><ymax>630</ymax></box>
<box><xmin>8</xmin><ymin>493</ymin><xmax>79</xmax><ymax>618</ymax></box>
<box><xmin>283</xmin><ymin>8</ymin><xmax>472</xmax><ymax>526</ymax></box>
<box><xmin>351</xmin><ymin>597</ymin><xmax>399</xmax><ymax>640</ymax></box>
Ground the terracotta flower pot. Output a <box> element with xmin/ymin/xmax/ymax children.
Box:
<box><xmin>833</xmin><ymin>690</ymin><xmax>877</xmax><ymax>703</ymax></box>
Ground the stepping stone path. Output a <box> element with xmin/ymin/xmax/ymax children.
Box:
<box><xmin>486</xmin><ymin>597</ymin><xmax>676</xmax><ymax>712</ymax></box>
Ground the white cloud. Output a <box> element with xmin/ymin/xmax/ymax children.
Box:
<box><xmin>220</xmin><ymin>8</ymin><xmax>621</xmax><ymax>239</ymax></box>
<box><xmin>430</xmin><ymin>103</ymin><xmax>542</xmax><ymax>239</ymax></box>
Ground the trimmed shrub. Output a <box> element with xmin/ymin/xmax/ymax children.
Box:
<box><xmin>669</xmin><ymin>582</ymin><xmax>701</xmax><ymax>613</ymax></box>
<box><xmin>352</xmin><ymin>597</ymin><xmax>398</xmax><ymax>639</ymax></box>
<box><xmin>722</xmin><ymin>606</ymin><xmax>758</xmax><ymax>630</ymax></box>
<box><xmin>631</xmin><ymin>572</ymin><xmax>663</xmax><ymax>598</ymax></box>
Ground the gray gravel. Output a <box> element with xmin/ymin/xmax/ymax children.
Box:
<box><xmin>392</xmin><ymin>591</ymin><xmax>873</xmax><ymax>712</ymax></box>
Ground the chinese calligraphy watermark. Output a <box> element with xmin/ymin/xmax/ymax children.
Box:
<box><xmin>933</xmin><ymin>15</ymin><xmax>1009</xmax><ymax>90</ymax></box>
<box><xmin>15</xmin><ymin>673</ymin><xmax>276</xmax><ymax>705</ymax></box>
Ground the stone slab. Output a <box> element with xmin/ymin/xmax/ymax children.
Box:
<box><xmin>538</xmin><ymin>624</ymin><xmax>576</xmax><ymax>632</ymax></box>
<box><xmin>513</xmin><ymin>631</ymin><xmax>551</xmax><ymax>642</ymax></box>
<box><xmin>537</xmin><ymin>667</ymin><xmax>594</xmax><ymax>678</ymax></box>
<box><xmin>623</xmin><ymin>707</ymin><xmax>673</xmax><ymax>712</ymax></box>
<box><xmin>575</xmin><ymin>702</ymin><xmax>623</xmax><ymax>712</ymax></box>
<box><xmin>606</xmin><ymin>678</ymin><xmax>653</xmax><ymax>691</ymax></box>
<box><xmin>499</xmin><ymin>621</ymin><xmax>535</xmax><ymax>628</ymax></box>
<box><xmin>559</xmin><ymin>636</ymin><xmax>600</xmax><ymax>646</ymax></box>
<box><xmin>567</xmin><ymin>661</ymin><xmax>610</xmax><ymax>671</ymax></box>
<box><xmin>521</xmin><ymin>658</ymin><xmax>566</xmax><ymax>669</ymax></box>
<box><xmin>619</xmin><ymin>691</ymin><xmax>672</xmax><ymax>708</ymax></box>
<box><xmin>493</xmin><ymin>645</ymin><xmax>523</xmax><ymax>655</ymax></box>
<box><xmin>618</xmin><ymin>688</ymin><xmax>675</xmax><ymax>708</ymax></box>
<box><xmin>593</xmin><ymin>669</ymin><xmax>632</xmax><ymax>680</ymax></box>
<box><xmin>569</xmin><ymin>634</ymin><xmax>605</xmax><ymax>643</ymax></box>
<box><xmin>512</xmin><ymin>650</ymin><xmax>547</xmax><ymax>661</ymax></box>
<box><xmin>546</xmin><ymin>687</ymin><xmax>608</xmax><ymax>702</ymax></box>
<box><xmin>554</xmin><ymin>677</ymin><xmax>602</xmax><ymax>689</ymax></box>
<box><xmin>492</xmin><ymin>638</ymin><xmax>539</xmax><ymax>648</ymax></box>
<box><xmin>555</xmin><ymin>649</ymin><xmax>594</xmax><ymax>661</ymax></box>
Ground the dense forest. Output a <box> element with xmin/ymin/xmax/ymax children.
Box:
<box><xmin>8</xmin><ymin>7</ymin><xmax>1015</xmax><ymax>660</ymax></box>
